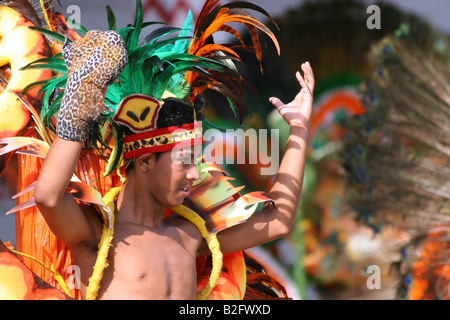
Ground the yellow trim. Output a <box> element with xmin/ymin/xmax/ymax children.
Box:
<box><xmin>168</xmin><ymin>204</ymin><xmax>223</xmax><ymax>300</ymax></box>
<box><xmin>85</xmin><ymin>186</ymin><xmax>121</xmax><ymax>300</ymax></box>
<box><xmin>39</xmin><ymin>0</ymin><xmax>53</xmax><ymax>31</ymax></box>
<box><xmin>199</xmin><ymin>233</ymin><xmax>222</xmax><ymax>300</ymax></box>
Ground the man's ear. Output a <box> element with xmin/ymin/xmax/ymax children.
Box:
<box><xmin>135</xmin><ymin>153</ymin><xmax>156</xmax><ymax>173</ymax></box>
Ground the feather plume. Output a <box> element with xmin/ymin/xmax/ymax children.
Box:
<box><xmin>340</xmin><ymin>23</ymin><xmax>450</xmax><ymax>299</ymax></box>
<box><xmin>22</xmin><ymin>0</ymin><xmax>280</xmax><ymax>176</ymax></box>
<box><xmin>186</xmin><ymin>0</ymin><xmax>280</xmax><ymax>123</ymax></box>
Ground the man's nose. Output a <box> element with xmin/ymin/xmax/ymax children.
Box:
<box><xmin>186</xmin><ymin>164</ymin><xmax>200</xmax><ymax>181</ymax></box>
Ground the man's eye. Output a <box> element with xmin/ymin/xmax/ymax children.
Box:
<box><xmin>179</xmin><ymin>156</ymin><xmax>192</xmax><ymax>164</ymax></box>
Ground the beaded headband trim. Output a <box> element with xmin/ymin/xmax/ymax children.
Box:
<box><xmin>122</xmin><ymin>121</ymin><xmax>203</xmax><ymax>159</ymax></box>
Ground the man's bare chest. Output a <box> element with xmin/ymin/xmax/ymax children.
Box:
<box><xmin>98</xmin><ymin>227</ymin><xmax>198</xmax><ymax>299</ymax></box>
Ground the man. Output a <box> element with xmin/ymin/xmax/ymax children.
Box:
<box><xmin>33</xmin><ymin>61</ymin><xmax>314</xmax><ymax>299</ymax></box>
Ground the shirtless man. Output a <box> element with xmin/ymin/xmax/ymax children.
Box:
<box><xmin>33</xmin><ymin>62</ymin><xmax>315</xmax><ymax>300</ymax></box>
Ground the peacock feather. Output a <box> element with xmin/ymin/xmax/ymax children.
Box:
<box><xmin>340</xmin><ymin>22</ymin><xmax>450</xmax><ymax>299</ymax></box>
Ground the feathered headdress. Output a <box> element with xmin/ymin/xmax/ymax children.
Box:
<box><xmin>23</xmin><ymin>0</ymin><xmax>280</xmax><ymax>177</ymax></box>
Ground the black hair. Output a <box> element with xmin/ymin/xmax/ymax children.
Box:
<box><xmin>125</xmin><ymin>96</ymin><xmax>204</xmax><ymax>173</ymax></box>
<box><xmin>156</xmin><ymin>97</ymin><xmax>204</xmax><ymax>128</ymax></box>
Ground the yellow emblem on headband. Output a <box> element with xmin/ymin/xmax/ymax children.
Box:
<box><xmin>113</xmin><ymin>91</ymin><xmax>178</xmax><ymax>133</ymax></box>
<box><xmin>113</xmin><ymin>94</ymin><xmax>161</xmax><ymax>133</ymax></box>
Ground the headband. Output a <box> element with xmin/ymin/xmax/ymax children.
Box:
<box><xmin>113</xmin><ymin>93</ymin><xmax>203</xmax><ymax>159</ymax></box>
<box><xmin>123</xmin><ymin>121</ymin><xmax>203</xmax><ymax>159</ymax></box>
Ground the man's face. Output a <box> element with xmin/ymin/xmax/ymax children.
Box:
<box><xmin>149</xmin><ymin>146</ymin><xmax>201</xmax><ymax>207</ymax></box>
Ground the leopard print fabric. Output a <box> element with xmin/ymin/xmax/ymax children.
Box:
<box><xmin>57</xmin><ymin>30</ymin><xmax>128</xmax><ymax>142</ymax></box>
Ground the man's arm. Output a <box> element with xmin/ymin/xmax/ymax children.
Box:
<box><xmin>34</xmin><ymin>137</ymin><xmax>99</xmax><ymax>250</ymax></box>
<box><xmin>33</xmin><ymin>31</ymin><xmax>127</xmax><ymax>251</ymax></box>
<box><xmin>214</xmin><ymin>62</ymin><xmax>314</xmax><ymax>255</ymax></box>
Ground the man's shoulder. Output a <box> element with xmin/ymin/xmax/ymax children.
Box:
<box><xmin>165</xmin><ymin>213</ymin><xmax>203</xmax><ymax>242</ymax></box>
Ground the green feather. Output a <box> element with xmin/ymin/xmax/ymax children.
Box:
<box><xmin>172</xmin><ymin>10</ymin><xmax>194</xmax><ymax>54</ymax></box>
<box><xmin>21</xmin><ymin>79</ymin><xmax>51</xmax><ymax>95</ymax></box>
<box><xmin>104</xmin><ymin>123</ymin><xmax>124</xmax><ymax>177</ymax></box>
<box><xmin>128</xmin><ymin>0</ymin><xmax>144</xmax><ymax>51</ymax></box>
<box><xmin>46</xmin><ymin>90</ymin><xmax>64</xmax><ymax>121</ymax></box>
<box><xmin>20</xmin><ymin>54</ymin><xmax>65</xmax><ymax>72</ymax></box>
<box><xmin>106</xmin><ymin>5</ymin><xmax>117</xmax><ymax>31</ymax></box>
<box><xmin>66</xmin><ymin>20</ymin><xmax>88</xmax><ymax>36</ymax></box>
<box><xmin>28</xmin><ymin>26</ymin><xmax>67</xmax><ymax>44</ymax></box>
<box><xmin>144</xmin><ymin>26</ymin><xmax>182</xmax><ymax>44</ymax></box>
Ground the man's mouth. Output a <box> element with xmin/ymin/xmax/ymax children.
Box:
<box><xmin>180</xmin><ymin>185</ymin><xmax>191</xmax><ymax>195</ymax></box>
